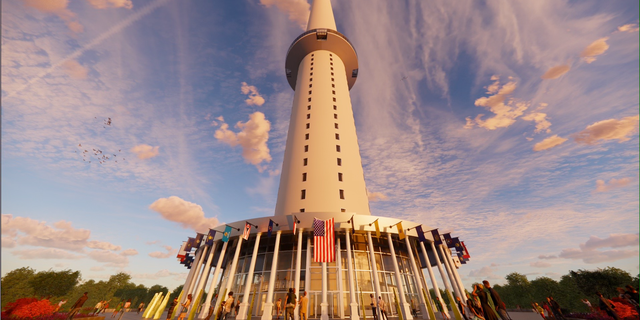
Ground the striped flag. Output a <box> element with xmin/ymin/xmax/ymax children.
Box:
<box><xmin>242</xmin><ymin>222</ymin><xmax>251</xmax><ymax>240</ymax></box>
<box><xmin>313</xmin><ymin>217</ymin><xmax>335</xmax><ymax>263</ymax></box>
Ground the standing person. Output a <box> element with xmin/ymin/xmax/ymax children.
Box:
<box><xmin>457</xmin><ymin>296</ymin><xmax>469</xmax><ymax>320</ymax></box>
<box><xmin>57</xmin><ymin>299</ymin><xmax>68</xmax><ymax>312</ymax></box>
<box><xmin>370</xmin><ymin>294</ymin><xmax>379</xmax><ymax>320</ymax></box>
<box><xmin>112</xmin><ymin>301</ymin><xmax>123</xmax><ymax>318</ymax></box>
<box><xmin>435</xmin><ymin>297</ymin><xmax>449</xmax><ymax>320</ymax></box>
<box><xmin>473</xmin><ymin>284</ymin><xmax>499</xmax><ymax>320</ymax></box>
<box><xmin>285</xmin><ymin>288</ymin><xmax>297</xmax><ymax>320</ymax></box>
<box><xmin>101</xmin><ymin>300</ymin><xmax>111</xmax><ymax>314</ymax></box>
<box><xmin>466</xmin><ymin>294</ymin><xmax>484</xmax><ymax>320</ymax></box>
<box><xmin>222</xmin><ymin>292</ymin><xmax>234</xmax><ymax>320</ymax></box>
<box><xmin>167</xmin><ymin>297</ymin><xmax>179</xmax><ymax>320</ymax></box>
<box><xmin>298</xmin><ymin>291</ymin><xmax>309</xmax><ymax>320</ymax></box>
<box><xmin>117</xmin><ymin>299</ymin><xmax>131</xmax><ymax>320</ymax></box>
<box><xmin>67</xmin><ymin>292</ymin><xmax>89</xmax><ymax>320</ymax></box>
<box><xmin>547</xmin><ymin>297</ymin><xmax>565</xmax><ymax>320</ymax></box>
<box><xmin>138</xmin><ymin>302</ymin><xmax>145</xmax><ymax>314</ymax></box>
<box><xmin>411</xmin><ymin>298</ymin><xmax>418</xmax><ymax>317</ymax></box>
<box><xmin>93</xmin><ymin>300</ymin><xmax>103</xmax><ymax>315</ymax></box>
<box><xmin>378</xmin><ymin>296</ymin><xmax>389</xmax><ymax>320</ymax></box>
<box><xmin>542</xmin><ymin>302</ymin><xmax>553</xmax><ymax>320</ymax></box>
<box><xmin>178</xmin><ymin>294</ymin><xmax>193</xmax><ymax>320</ymax></box>
<box><xmin>276</xmin><ymin>298</ymin><xmax>283</xmax><ymax>320</ymax></box>
<box><xmin>533</xmin><ymin>303</ymin><xmax>544</xmax><ymax>320</ymax></box>
<box><xmin>597</xmin><ymin>292</ymin><xmax>619</xmax><ymax>320</ymax></box>
<box><xmin>483</xmin><ymin>281</ymin><xmax>510</xmax><ymax>320</ymax></box>
<box><xmin>580</xmin><ymin>299</ymin><xmax>593</xmax><ymax>313</ymax></box>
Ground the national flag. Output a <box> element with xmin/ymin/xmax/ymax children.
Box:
<box><xmin>242</xmin><ymin>222</ymin><xmax>251</xmax><ymax>240</ymax></box>
<box><xmin>205</xmin><ymin>229</ymin><xmax>216</xmax><ymax>246</ymax></box>
<box><xmin>374</xmin><ymin>220</ymin><xmax>381</xmax><ymax>238</ymax></box>
<box><xmin>456</xmin><ymin>252</ymin><xmax>467</xmax><ymax>264</ymax></box>
<box><xmin>195</xmin><ymin>233</ymin><xmax>204</xmax><ymax>246</ymax></box>
<box><xmin>451</xmin><ymin>237</ymin><xmax>462</xmax><ymax>251</ymax></box>
<box><xmin>177</xmin><ymin>242</ymin><xmax>187</xmax><ymax>259</ymax></box>
<box><xmin>415</xmin><ymin>225</ymin><xmax>426</xmax><ymax>242</ymax></box>
<box><xmin>313</xmin><ymin>217</ymin><xmax>335</xmax><ymax>263</ymax></box>
<box><xmin>268</xmin><ymin>220</ymin><xmax>274</xmax><ymax>238</ymax></box>
<box><xmin>185</xmin><ymin>237</ymin><xmax>195</xmax><ymax>251</ymax></box>
<box><xmin>397</xmin><ymin>222</ymin><xmax>405</xmax><ymax>240</ymax></box>
<box><xmin>430</xmin><ymin>229</ymin><xmax>442</xmax><ymax>246</ymax></box>
<box><xmin>222</xmin><ymin>225</ymin><xmax>233</xmax><ymax>242</ymax></box>
<box><xmin>350</xmin><ymin>216</ymin><xmax>355</xmax><ymax>233</ymax></box>
<box><xmin>293</xmin><ymin>216</ymin><xmax>298</xmax><ymax>235</ymax></box>
<box><xmin>461</xmin><ymin>241</ymin><xmax>471</xmax><ymax>259</ymax></box>
<box><xmin>443</xmin><ymin>233</ymin><xmax>454</xmax><ymax>248</ymax></box>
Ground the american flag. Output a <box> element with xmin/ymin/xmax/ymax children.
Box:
<box><xmin>313</xmin><ymin>218</ymin><xmax>335</xmax><ymax>262</ymax></box>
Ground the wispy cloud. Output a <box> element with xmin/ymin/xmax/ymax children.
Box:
<box><xmin>149</xmin><ymin>245</ymin><xmax>177</xmax><ymax>259</ymax></box>
<box><xmin>23</xmin><ymin>0</ymin><xmax>84</xmax><ymax>33</ymax></box>
<box><xmin>573</xmin><ymin>115</ymin><xmax>639</xmax><ymax>145</ymax></box>
<box><xmin>131</xmin><ymin>144</ymin><xmax>160</xmax><ymax>160</ymax></box>
<box><xmin>465</xmin><ymin>79</ymin><xmax>529</xmax><ymax>130</ymax></box>
<box><xmin>617</xmin><ymin>24</ymin><xmax>639</xmax><ymax>33</ymax></box>
<box><xmin>541</xmin><ymin>65</ymin><xmax>570</xmax><ymax>80</ymax></box>
<box><xmin>533</xmin><ymin>135</ymin><xmax>567</xmax><ymax>151</ymax></box>
<box><xmin>580</xmin><ymin>37</ymin><xmax>609</xmax><ymax>63</ymax></box>
<box><xmin>595</xmin><ymin>177</ymin><xmax>632</xmax><ymax>193</ymax></box>
<box><xmin>259</xmin><ymin>0</ymin><xmax>310</xmax><ymax>30</ymax></box>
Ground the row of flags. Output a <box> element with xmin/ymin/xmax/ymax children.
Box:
<box><xmin>174</xmin><ymin>217</ymin><xmax>472</xmax><ymax>267</ymax></box>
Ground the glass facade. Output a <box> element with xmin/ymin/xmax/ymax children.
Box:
<box><xmin>209</xmin><ymin>231</ymin><xmax>428</xmax><ymax>319</ymax></box>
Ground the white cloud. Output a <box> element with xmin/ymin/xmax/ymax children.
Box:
<box><xmin>133</xmin><ymin>269</ymin><xmax>186</xmax><ymax>280</ymax></box>
<box><xmin>241</xmin><ymin>82</ymin><xmax>265</xmax><ymax>106</ymax></box>
<box><xmin>541</xmin><ymin>65</ymin><xmax>570</xmax><ymax>80</ymax></box>
<box><xmin>87</xmin><ymin>250</ymin><xmax>130</xmax><ymax>267</ymax></box>
<box><xmin>582</xmin><ymin>234</ymin><xmax>639</xmax><ymax>250</ymax></box>
<box><xmin>558</xmin><ymin>234</ymin><xmax>640</xmax><ymax>264</ymax></box>
<box><xmin>522</xmin><ymin>112</ymin><xmax>552</xmax><ymax>134</ymax></box>
<box><xmin>530</xmin><ymin>261</ymin><xmax>551</xmax><ymax>268</ymax></box>
<box><xmin>86</xmin><ymin>0</ymin><xmax>133</xmax><ymax>9</ymax></box>
<box><xmin>90</xmin><ymin>266</ymin><xmax>105</xmax><ymax>271</ymax></box>
<box><xmin>61</xmin><ymin>60</ymin><xmax>89</xmax><ymax>80</ymax></box>
<box><xmin>617</xmin><ymin>24</ymin><xmax>639</xmax><ymax>33</ymax></box>
<box><xmin>149</xmin><ymin>196</ymin><xmax>219</xmax><ymax>233</ymax></box>
<box><xmin>367</xmin><ymin>189</ymin><xmax>388</xmax><ymax>202</ymax></box>
<box><xmin>130</xmin><ymin>144</ymin><xmax>160</xmax><ymax>160</ymax></box>
<box><xmin>149</xmin><ymin>245</ymin><xmax>177</xmax><ymax>259</ymax></box>
<box><xmin>12</xmin><ymin>248</ymin><xmax>83</xmax><ymax>260</ymax></box>
<box><xmin>87</xmin><ymin>240</ymin><xmax>122</xmax><ymax>251</ymax></box>
<box><xmin>259</xmin><ymin>0</ymin><xmax>310</xmax><ymax>30</ymax></box>
<box><xmin>538</xmin><ymin>254</ymin><xmax>557</xmax><ymax>260</ymax></box>
<box><xmin>595</xmin><ymin>178</ymin><xmax>632</xmax><ymax>193</ymax></box>
<box><xmin>120</xmin><ymin>248</ymin><xmax>138</xmax><ymax>256</ymax></box>
<box><xmin>2</xmin><ymin>236</ymin><xmax>17</xmax><ymax>248</ymax></box>
<box><xmin>533</xmin><ymin>135</ymin><xmax>567</xmax><ymax>151</ymax></box>
<box><xmin>468</xmin><ymin>266</ymin><xmax>500</xmax><ymax>279</ymax></box>
<box><xmin>580</xmin><ymin>37</ymin><xmax>609</xmax><ymax>63</ymax></box>
<box><xmin>573</xmin><ymin>115</ymin><xmax>639</xmax><ymax>145</ymax></box>
<box><xmin>23</xmin><ymin>0</ymin><xmax>83</xmax><ymax>33</ymax></box>
<box><xmin>466</xmin><ymin>80</ymin><xmax>529</xmax><ymax>130</ymax></box>
<box><xmin>214</xmin><ymin>112</ymin><xmax>272</xmax><ymax>171</ymax></box>
<box><xmin>2</xmin><ymin>214</ymin><xmax>90</xmax><ymax>251</ymax></box>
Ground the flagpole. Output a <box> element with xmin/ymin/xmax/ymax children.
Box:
<box><xmin>345</xmin><ymin>228</ymin><xmax>360</xmax><ymax>320</ymax></box>
<box><xmin>294</xmin><ymin>228</ymin><xmax>304</xmax><ymax>320</ymax></box>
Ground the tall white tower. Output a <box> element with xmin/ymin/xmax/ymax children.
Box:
<box><xmin>275</xmin><ymin>0</ymin><xmax>370</xmax><ymax>216</ymax></box>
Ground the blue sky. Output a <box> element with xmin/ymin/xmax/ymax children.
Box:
<box><xmin>2</xmin><ymin>0</ymin><xmax>639</xmax><ymax>290</ymax></box>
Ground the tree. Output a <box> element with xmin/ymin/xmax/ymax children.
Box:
<box><xmin>28</xmin><ymin>269</ymin><xmax>80</xmax><ymax>298</ymax></box>
<box><xmin>570</xmin><ymin>267</ymin><xmax>635</xmax><ymax>299</ymax></box>
<box><xmin>172</xmin><ymin>285</ymin><xmax>184</xmax><ymax>298</ymax></box>
<box><xmin>1</xmin><ymin>267</ymin><xmax>36</xmax><ymax>309</ymax></box>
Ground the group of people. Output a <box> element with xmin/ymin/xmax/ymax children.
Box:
<box><xmin>275</xmin><ymin>288</ymin><xmax>309</xmax><ymax>320</ymax></box>
<box><xmin>369</xmin><ymin>293</ymin><xmax>389</xmax><ymax>320</ymax></box>
<box><xmin>454</xmin><ymin>281</ymin><xmax>510</xmax><ymax>320</ymax></box>
<box><xmin>592</xmin><ymin>285</ymin><xmax>639</xmax><ymax>320</ymax></box>
<box><xmin>531</xmin><ymin>297</ymin><xmax>565</xmax><ymax>320</ymax></box>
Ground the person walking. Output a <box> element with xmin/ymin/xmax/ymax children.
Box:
<box><xmin>167</xmin><ymin>297</ymin><xmax>179</xmax><ymax>320</ymax></box>
<box><xmin>222</xmin><ymin>292</ymin><xmax>234</xmax><ymax>320</ymax></box>
<box><xmin>101</xmin><ymin>300</ymin><xmax>111</xmax><ymax>314</ymax></box>
<box><xmin>378</xmin><ymin>296</ymin><xmax>389</xmax><ymax>320</ymax></box>
<box><xmin>112</xmin><ymin>301</ymin><xmax>123</xmax><ymax>318</ymax></box>
<box><xmin>117</xmin><ymin>299</ymin><xmax>131</xmax><ymax>320</ymax></box>
<box><xmin>57</xmin><ymin>299</ymin><xmax>68</xmax><ymax>312</ymax></box>
<box><xmin>67</xmin><ymin>292</ymin><xmax>89</xmax><ymax>320</ymax></box>
<box><xmin>285</xmin><ymin>288</ymin><xmax>297</xmax><ymax>320</ymax></box>
<box><xmin>473</xmin><ymin>284</ymin><xmax>499</xmax><ymax>320</ymax></box>
<box><xmin>179</xmin><ymin>294</ymin><xmax>193</xmax><ymax>320</ymax></box>
<box><xmin>435</xmin><ymin>297</ymin><xmax>449</xmax><ymax>320</ymax></box>
<box><xmin>299</xmin><ymin>291</ymin><xmax>309</xmax><ymax>320</ymax></box>
<box><xmin>457</xmin><ymin>296</ymin><xmax>469</xmax><ymax>320</ymax></box>
<box><xmin>580</xmin><ymin>299</ymin><xmax>594</xmax><ymax>313</ymax></box>
<box><xmin>597</xmin><ymin>292</ymin><xmax>619</xmax><ymax>320</ymax></box>
<box><xmin>483</xmin><ymin>281</ymin><xmax>510</xmax><ymax>320</ymax></box>
<box><xmin>370</xmin><ymin>294</ymin><xmax>379</xmax><ymax>320</ymax></box>
<box><xmin>547</xmin><ymin>297</ymin><xmax>565</xmax><ymax>320</ymax></box>
<box><xmin>276</xmin><ymin>298</ymin><xmax>283</xmax><ymax>320</ymax></box>
<box><xmin>138</xmin><ymin>302</ymin><xmax>145</xmax><ymax>314</ymax></box>
<box><xmin>93</xmin><ymin>300</ymin><xmax>103</xmax><ymax>315</ymax></box>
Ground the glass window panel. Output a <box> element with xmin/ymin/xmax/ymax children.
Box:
<box><xmin>354</xmin><ymin>252</ymin><xmax>370</xmax><ymax>270</ymax></box>
<box><xmin>255</xmin><ymin>254</ymin><xmax>265</xmax><ymax>272</ymax></box>
<box><xmin>356</xmin><ymin>271</ymin><xmax>372</xmax><ymax>291</ymax></box>
<box><xmin>236</xmin><ymin>258</ymin><xmax>245</xmax><ymax>274</ymax></box>
<box><xmin>375</xmin><ymin>253</ymin><xmax>383</xmax><ymax>270</ymax></box>
<box><xmin>382</xmin><ymin>255</ymin><xmax>394</xmax><ymax>272</ymax></box>
<box><xmin>278</xmin><ymin>252</ymin><xmax>293</xmax><ymax>270</ymax></box>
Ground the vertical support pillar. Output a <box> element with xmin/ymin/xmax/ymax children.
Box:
<box><xmin>219</xmin><ymin>237</ymin><xmax>244</xmax><ymax>313</ymax></box>
<box><xmin>337</xmin><ymin>236</ymin><xmax>344</xmax><ymax>319</ymax></box>
<box><xmin>321</xmin><ymin>261</ymin><xmax>329</xmax><ymax>320</ymax></box>
<box><xmin>173</xmin><ymin>246</ymin><xmax>204</xmax><ymax>320</ymax></box>
<box><xmin>262</xmin><ymin>231</ymin><xmax>282</xmax><ymax>320</ymax></box>
<box><xmin>437</xmin><ymin>245</ymin><xmax>462</xmax><ymax>300</ymax></box>
<box><xmin>187</xmin><ymin>246</ymin><xmax>209</xmax><ymax>305</ymax></box>
<box><xmin>189</xmin><ymin>242</ymin><xmax>218</xmax><ymax>315</ymax></box>
<box><xmin>345</xmin><ymin>230</ymin><xmax>359</xmax><ymax>320</ymax></box>
<box><xmin>443</xmin><ymin>248</ymin><xmax>466</xmax><ymax>301</ymax></box>
<box><xmin>366</xmin><ymin>232</ymin><xmax>382</xmax><ymax>320</ymax></box>
<box><xmin>294</xmin><ymin>229</ymin><xmax>304</xmax><ymax>320</ymax></box>
<box><xmin>200</xmin><ymin>240</ymin><xmax>229</xmax><ymax>319</ymax></box>
<box><xmin>239</xmin><ymin>233</ymin><xmax>262</xmax><ymax>320</ymax></box>
<box><xmin>430</xmin><ymin>242</ymin><xmax>461</xmax><ymax>320</ymax></box>
<box><xmin>419</xmin><ymin>242</ymin><xmax>445</xmax><ymax>317</ymax></box>
<box><xmin>404</xmin><ymin>237</ymin><xmax>429</xmax><ymax>319</ymax></box>
<box><xmin>305</xmin><ymin>237</ymin><xmax>311</xmax><ymax>316</ymax></box>
<box><xmin>387</xmin><ymin>235</ymin><xmax>413</xmax><ymax>320</ymax></box>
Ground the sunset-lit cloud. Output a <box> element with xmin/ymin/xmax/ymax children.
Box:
<box><xmin>259</xmin><ymin>0</ymin><xmax>310</xmax><ymax>29</ymax></box>
<box><xmin>367</xmin><ymin>189</ymin><xmax>388</xmax><ymax>202</ymax></box>
<box><xmin>86</xmin><ymin>0</ymin><xmax>133</xmax><ymax>9</ymax></box>
<box><xmin>149</xmin><ymin>245</ymin><xmax>177</xmax><ymax>259</ymax></box>
<box><xmin>522</xmin><ymin>112</ymin><xmax>551</xmax><ymax>134</ymax></box>
<box><xmin>595</xmin><ymin>178</ymin><xmax>632</xmax><ymax>193</ymax></box>
<box><xmin>558</xmin><ymin>234</ymin><xmax>639</xmax><ymax>264</ymax></box>
<box><xmin>617</xmin><ymin>24</ymin><xmax>639</xmax><ymax>33</ymax></box>
<box><xmin>2</xmin><ymin>214</ymin><xmax>90</xmax><ymax>251</ymax></box>
<box><xmin>131</xmin><ymin>144</ymin><xmax>160</xmax><ymax>160</ymax></box>
<box><xmin>241</xmin><ymin>82</ymin><xmax>265</xmax><ymax>106</ymax></box>
<box><xmin>530</xmin><ymin>261</ymin><xmax>551</xmax><ymax>268</ymax></box>
<box><xmin>573</xmin><ymin>115</ymin><xmax>639</xmax><ymax>145</ymax></box>
<box><xmin>532</xmin><ymin>135</ymin><xmax>567</xmax><ymax>151</ymax></box>
<box><xmin>580</xmin><ymin>37</ymin><xmax>609</xmax><ymax>63</ymax></box>
<box><xmin>87</xmin><ymin>240</ymin><xmax>122</xmax><ymax>251</ymax></box>
<box><xmin>215</xmin><ymin>112</ymin><xmax>272</xmax><ymax>170</ymax></box>
<box><xmin>149</xmin><ymin>196</ymin><xmax>219</xmax><ymax>233</ymax></box>
<box><xmin>23</xmin><ymin>0</ymin><xmax>84</xmax><ymax>33</ymax></box>
<box><xmin>13</xmin><ymin>248</ymin><xmax>83</xmax><ymax>260</ymax></box>
<box><xmin>466</xmin><ymin>80</ymin><xmax>529</xmax><ymax>130</ymax></box>
<box><xmin>61</xmin><ymin>60</ymin><xmax>89</xmax><ymax>79</ymax></box>
<box><xmin>541</xmin><ymin>65</ymin><xmax>570</xmax><ymax>80</ymax></box>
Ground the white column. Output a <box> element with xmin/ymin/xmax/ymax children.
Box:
<box><xmin>185</xmin><ymin>246</ymin><xmax>208</xmax><ymax>306</ymax></box>
<box><xmin>345</xmin><ymin>230</ymin><xmax>359</xmax><ymax>320</ymax></box>
<box><xmin>451</xmin><ymin>263</ymin><xmax>467</xmax><ymax>301</ymax></box>
<box><xmin>321</xmin><ymin>261</ymin><xmax>329</xmax><ymax>320</ymax></box>
<box><xmin>172</xmin><ymin>247</ymin><xmax>203</xmax><ymax>320</ymax></box>
<box><xmin>430</xmin><ymin>241</ymin><xmax>459</xmax><ymax>316</ymax></box>
<box><xmin>387</xmin><ymin>235</ymin><xmax>413</xmax><ymax>320</ymax></box>
<box><xmin>336</xmin><ymin>236</ymin><xmax>344</xmax><ymax>319</ymax></box>
<box><xmin>262</xmin><ymin>231</ymin><xmax>282</xmax><ymax>320</ymax></box>
<box><xmin>200</xmin><ymin>240</ymin><xmax>229</xmax><ymax>319</ymax></box>
<box><xmin>305</xmin><ymin>237</ymin><xmax>311</xmax><ymax>316</ymax></box>
<box><xmin>366</xmin><ymin>232</ymin><xmax>382</xmax><ymax>320</ymax></box>
<box><xmin>217</xmin><ymin>236</ymin><xmax>244</xmax><ymax>313</ymax></box>
<box><xmin>189</xmin><ymin>242</ymin><xmax>217</xmax><ymax>315</ymax></box>
<box><xmin>294</xmin><ymin>229</ymin><xmax>304</xmax><ymax>320</ymax></box>
<box><xmin>443</xmin><ymin>248</ymin><xmax>466</xmax><ymax>301</ymax></box>
<box><xmin>437</xmin><ymin>245</ymin><xmax>462</xmax><ymax>300</ymax></box>
<box><xmin>419</xmin><ymin>242</ymin><xmax>445</xmax><ymax>317</ymax></box>
<box><xmin>404</xmin><ymin>237</ymin><xmax>428</xmax><ymax>319</ymax></box>
<box><xmin>238</xmin><ymin>233</ymin><xmax>262</xmax><ymax>320</ymax></box>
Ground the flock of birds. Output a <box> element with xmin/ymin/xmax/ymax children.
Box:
<box><xmin>75</xmin><ymin>117</ymin><xmax>125</xmax><ymax>164</ymax></box>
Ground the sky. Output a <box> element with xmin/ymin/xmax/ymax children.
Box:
<box><xmin>1</xmin><ymin>0</ymin><xmax>639</xmax><ymax>291</ymax></box>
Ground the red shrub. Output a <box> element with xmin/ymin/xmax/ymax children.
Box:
<box><xmin>7</xmin><ymin>298</ymin><xmax>57</xmax><ymax>318</ymax></box>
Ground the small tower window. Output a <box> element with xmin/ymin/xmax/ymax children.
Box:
<box><xmin>331</xmin><ymin>78</ymin><xmax>334</xmax><ymax>82</ymax></box>
<box><xmin>303</xmin><ymin>158</ymin><xmax>308</xmax><ymax>166</ymax></box>
<box><xmin>331</xmin><ymin>67</ymin><xmax>334</xmax><ymax>71</ymax></box>
<box><xmin>300</xmin><ymin>208</ymin><xmax>305</xmax><ymax>212</ymax></box>
<box><xmin>334</xmin><ymin>114</ymin><xmax>338</xmax><ymax>119</ymax></box>
<box><xmin>311</xmin><ymin>62</ymin><xmax>314</xmax><ymax>66</ymax></box>
<box><xmin>332</xmin><ymin>90</ymin><xmax>335</xmax><ymax>95</ymax></box>
<box><xmin>310</xmin><ymin>78</ymin><xmax>313</xmax><ymax>82</ymax></box>
<box><xmin>335</xmin><ymin>123</ymin><xmax>339</xmax><ymax>129</ymax></box>
<box><xmin>306</xmin><ymin>123</ymin><xmax>310</xmax><ymax>129</ymax></box>
<box><xmin>333</xmin><ymin>97</ymin><xmax>336</xmax><ymax>102</ymax></box>
<box><xmin>308</xmin><ymin>98</ymin><xmax>312</xmax><ymax>102</ymax></box>
<box><xmin>335</xmin><ymin>133</ymin><xmax>340</xmax><ymax>140</ymax></box>
<box><xmin>333</xmin><ymin>105</ymin><xmax>337</xmax><ymax>110</ymax></box>
<box><xmin>310</xmin><ymin>67</ymin><xmax>313</xmax><ymax>71</ymax></box>
<box><xmin>338</xmin><ymin>172</ymin><xmax>343</xmax><ymax>181</ymax></box>
<box><xmin>341</xmin><ymin>208</ymin><xmax>346</xmax><ymax>212</ymax></box>
<box><xmin>339</xmin><ymin>189</ymin><xmax>345</xmax><ymax>199</ymax></box>
<box><xmin>307</xmin><ymin>114</ymin><xmax>310</xmax><ymax>119</ymax></box>
<box><xmin>331</xmin><ymin>72</ymin><xmax>334</xmax><ymax>76</ymax></box>
<box><xmin>310</xmin><ymin>72</ymin><xmax>313</xmax><ymax>76</ymax></box>
<box><xmin>330</xmin><ymin>62</ymin><xmax>333</xmax><ymax>66</ymax></box>
<box><xmin>332</xmin><ymin>84</ymin><xmax>335</xmax><ymax>88</ymax></box>
<box><xmin>337</xmin><ymin>158</ymin><xmax>342</xmax><ymax>166</ymax></box>
<box><xmin>336</xmin><ymin>145</ymin><xmax>341</xmax><ymax>152</ymax></box>
<box><xmin>309</xmin><ymin>84</ymin><xmax>312</xmax><ymax>88</ymax></box>
<box><xmin>305</xmin><ymin>133</ymin><xmax>309</xmax><ymax>140</ymax></box>
<box><xmin>307</xmin><ymin>105</ymin><xmax>311</xmax><ymax>110</ymax></box>
<box><xmin>309</xmin><ymin>90</ymin><xmax>312</xmax><ymax>95</ymax></box>
<box><xmin>302</xmin><ymin>173</ymin><xmax>307</xmax><ymax>181</ymax></box>
<box><xmin>301</xmin><ymin>189</ymin><xmax>306</xmax><ymax>199</ymax></box>
<box><xmin>304</xmin><ymin>145</ymin><xmax>309</xmax><ymax>152</ymax></box>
